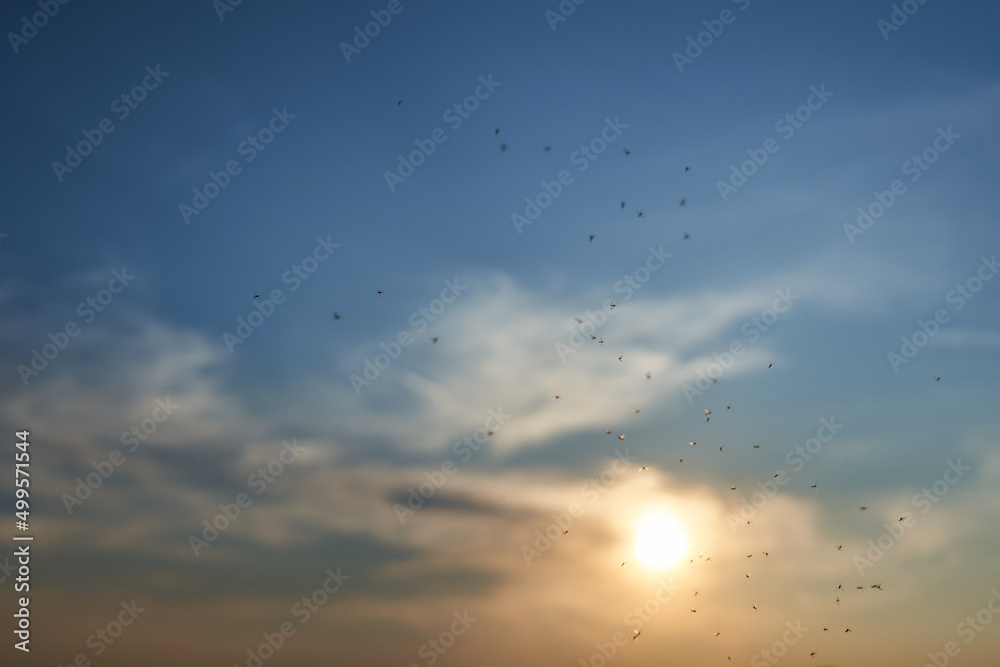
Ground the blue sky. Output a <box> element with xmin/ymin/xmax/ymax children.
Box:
<box><xmin>2</xmin><ymin>0</ymin><xmax>1000</xmax><ymax>665</ymax></box>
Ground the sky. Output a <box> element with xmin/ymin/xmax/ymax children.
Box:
<box><xmin>1</xmin><ymin>0</ymin><xmax>999</xmax><ymax>665</ymax></box>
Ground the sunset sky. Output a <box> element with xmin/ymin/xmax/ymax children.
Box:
<box><xmin>2</xmin><ymin>0</ymin><xmax>1000</xmax><ymax>665</ymax></box>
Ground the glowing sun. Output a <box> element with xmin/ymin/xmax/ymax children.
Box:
<box><xmin>634</xmin><ymin>512</ymin><xmax>688</xmax><ymax>569</ymax></box>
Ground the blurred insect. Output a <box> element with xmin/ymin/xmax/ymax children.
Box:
<box><xmin>623</xmin><ymin>148</ymin><xmax>631</xmax><ymax>155</ymax></box>
<box><xmin>377</xmin><ymin>290</ymin><xmax>383</xmax><ymax>297</ymax></box>
<box><xmin>679</xmin><ymin>199</ymin><xmax>686</xmax><ymax>206</ymax></box>
<box><xmin>500</xmin><ymin>143</ymin><xmax>507</xmax><ymax>152</ymax></box>
<box><xmin>589</xmin><ymin>235</ymin><xmax>595</xmax><ymax>241</ymax></box>
<box><xmin>431</xmin><ymin>337</ymin><xmax>438</xmax><ymax>343</ymax></box>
